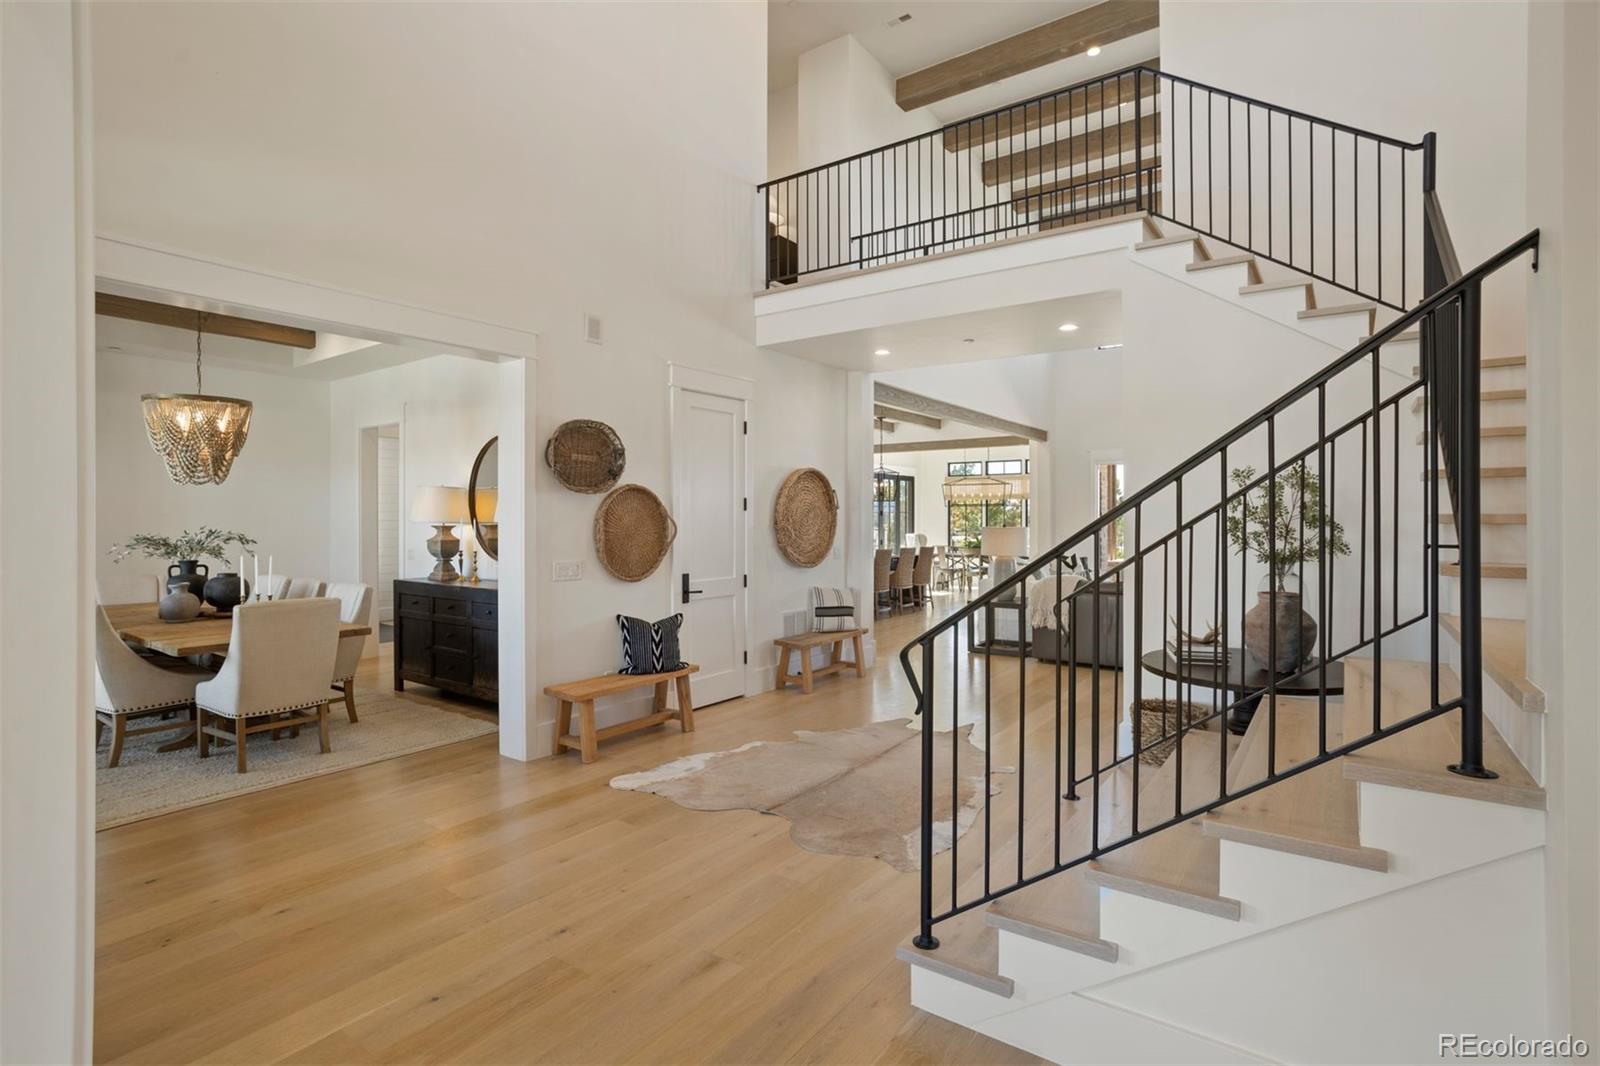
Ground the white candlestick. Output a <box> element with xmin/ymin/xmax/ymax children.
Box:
<box><xmin>253</xmin><ymin>555</ymin><xmax>260</xmax><ymax>601</ymax></box>
<box><xmin>267</xmin><ymin>556</ymin><xmax>273</xmax><ymax>598</ymax></box>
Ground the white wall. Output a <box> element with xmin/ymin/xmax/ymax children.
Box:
<box><xmin>1160</xmin><ymin>0</ymin><xmax>1529</xmax><ymax>352</ymax></box>
<box><xmin>327</xmin><ymin>354</ymin><xmax>501</xmax><ymax>589</ymax></box>
<box><xmin>768</xmin><ymin>83</ymin><xmax>798</xmax><ymax>180</ymax></box>
<box><xmin>0</xmin><ymin>2</ymin><xmax>93</xmax><ymax>1060</ymax></box>
<box><xmin>796</xmin><ymin>35</ymin><xmax>938</xmax><ymax>171</ymax></box>
<box><xmin>93</xmin><ymin>2</ymin><xmax>848</xmax><ymax>742</ymax></box>
<box><xmin>96</xmin><ymin>352</ymin><xmax>332</xmax><ymax>593</ymax></box>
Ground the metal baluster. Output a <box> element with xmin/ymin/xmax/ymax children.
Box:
<box><xmin>914</xmin><ymin>636</ymin><xmax>938</xmax><ymax>950</ymax></box>
<box><xmin>1267</xmin><ymin>417</ymin><xmax>1278</xmax><ymax>776</ymax></box>
<box><xmin>1372</xmin><ymin>341</ymin><xmax>1384</xmax><ymax>734</ymax></box>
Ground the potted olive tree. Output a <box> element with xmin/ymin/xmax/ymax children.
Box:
<box><xmin>109</xmin><ymin>528</ymin><xmax>258</xmax><ymax>609</ymax></box>
<box><xmin>1224</xmin><ymin>463</ymin><xmax>1350</xmax><ymax>673</ymax></box>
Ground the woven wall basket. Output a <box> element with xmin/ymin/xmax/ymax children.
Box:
<box><xmin>546</xmin><ymin>419</ymin><xmax>626</xmax><ymax>494</ymax></box>
<box><xmin>594</xmin><ymin>484</ymin><xmax>677</xmax><ymax>582</ymax></box>
<box><xmin>773</xmin><ymin>467</ymin><xmax>838</xmax><ymax>568</ymax></box>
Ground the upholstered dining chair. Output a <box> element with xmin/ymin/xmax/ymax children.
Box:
<box><xmin>94</xmin><ymin>607</ymin><xmax>215</xmax><ymax>767</ymax></box>
<box><xmin>892</xmin><ymin>548</ymin><xmax>917</xmax><ymax>610</ymax></box>
<box><xmin>283</xmin><ymin>577</ymin><xmax>326</xmax><ymax>599</ymax></box>
<box><xmin>259</xmin><ymin>573</ymin><xmax>290</xmax><ymax>600</ymax></box>
<box><xmin>324</xmin><ymin>582</ymin><xmax>373</xmax><ymax>722</ymax></box>
<box><xmin>194</xmin><ymin>598</ymin><xmax>340</xmax><ymax>773</ymax></box>
<box><xmin>873</xmin><ymin>549</ymin><xmax>892</xmax><ymax>613</ymax></box>
<box><xmin>98</xmin><ymin>573</ymin><xmax>161</xmax><ymax>605</ymax></box>
<box><xmin>911</xmin><ymin>547</ymin><xmax>934</xmax><ymax>607</ymax></box>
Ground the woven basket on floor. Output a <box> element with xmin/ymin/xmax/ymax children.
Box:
<box><xmin>594</xmin><ymin>484</ymin><xmax>677</xmax><ymax>582</ymax></box>
<box><xmin>546</xmin><ymin>419</ymin><xmax>626</xmax><ymax>494</ymax></box>
<box><xmin>1132</xmin><ymin>699</ymin><xmax>1211</xmax><ymax>767</ymax></box>
<box><xmin>773</xmin><ymin>468</ymin><xmax>838</xmax><ymax>568</ymax></box>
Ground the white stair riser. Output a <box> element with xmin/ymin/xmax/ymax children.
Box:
<box><xmin>1411</xmin><ymin>397</ymin><xmax>1526</xmax><ymax>427</ymax></box>
<box><xmin>1296</xmin><ymin>311</ymin><xmax>1373</xmax><ymax>349</ymax></box>
<box><xmin>1439</xmin><ymin>637</ymin><xmax>1545</xmax><ymax>785</ymax></box>
<box><xmin>1436</xmin><ymin>522</ymin><xmax>1527</xmax><ymax>561</ymax></box>
<box><xmin>1425</xmin><ymin>438</ymin><xmax>1526</xmax><ymax>466</ymax></box>
<box><xmin>1182</xmin><ymin>262</ymin><xmax>1257</xmax><ymax>301</ymax></box>
<box><xmin>1412</xmin><ymin>365</ymin><xmax>1525</xmax><ymax>390</ymax></box>
<box><xmin>1440</xmin><ymin>573</ymin><xmax>1527</xmax><ymax>619</ymax></box>
<box><xmin>1133</xmin><ymin>240</ymin><xmax>1204</xmax><ymax>276</ymax></box>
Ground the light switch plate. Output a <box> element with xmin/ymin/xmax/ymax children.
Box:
<box><xmin>552</xmin><ymin>560</ymin><xmax>583</xmax><ymax>582</ymax></box>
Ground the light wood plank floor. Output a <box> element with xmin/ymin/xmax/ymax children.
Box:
<box><xmin>96</xmin><ymin>597</ymin><xmax>1117</xmax><ymax>1064</ymax></box>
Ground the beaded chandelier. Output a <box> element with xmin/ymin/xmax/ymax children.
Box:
<box><xmin>141</xmin><ymin>314</ymin><xmax>253</xmax><ymax>485</ymax></box>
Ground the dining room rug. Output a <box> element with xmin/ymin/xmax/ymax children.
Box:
<box><xmin>609</xmin><ymin>718</ymin><xmax>1003</xmax><ymax>872</ymax></box>
<box><xmin>95</xmin><ymin>692</ymin><xmax>496</xmax><ymax>830</ymax></box>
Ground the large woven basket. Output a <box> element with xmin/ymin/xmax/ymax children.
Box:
<box><xmin>594</xmin><ymin>484</ymin><xmax>677</xmax><ymax>582</ymax></box>
<box><xmin>773</xmin><ymin>468</ymin><xmax>838</xmax><ymax>568</ymax></box>
<box><xmin>1132</xmin><ymin>699</ymin><xmax>1211</xmax><ymax>767</ymax></box>
<box><xmin>546</xmin><ymin>419</ymin><xmax>626</xmax><ymax>494</ymax></box>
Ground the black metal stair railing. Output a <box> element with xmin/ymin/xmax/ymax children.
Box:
<box><xmin>759</xmin><ymin>65</ymin><xmax>1428</xmax><ymax>310</ymax></box>
<box><xmin>901</xmin><ymin>227</ymin><xmax>1538</xmax><ymax>951</ymax></box>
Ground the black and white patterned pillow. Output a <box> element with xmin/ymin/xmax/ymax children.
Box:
<box><xmin>617</xmin><ymin>613</ymin><xmax>687</xmax><ymax>675</ymax></box>
<box><xmin>808</xmin><ymin>587</ymin><xmax>856</xmax><ymax>632</ymax></box>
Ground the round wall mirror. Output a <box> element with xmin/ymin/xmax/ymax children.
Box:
<box><xmin>469</xmin><ymin>437</ymin><xmax>499</xmax><ymax>561</ymax></box>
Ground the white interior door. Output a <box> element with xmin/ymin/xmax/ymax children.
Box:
<box><xmin>671</xmin><ymin>387</ymin><xmax>747</xmax><ymax>706</ymax></box>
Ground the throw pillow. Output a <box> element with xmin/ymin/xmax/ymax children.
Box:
<box><xmin>808</xmin><ymin>586</ymin><xmax>856</xmax><ymax>632</ymax></box>
<box><xmin>617</xmin><ymin>613</ymin><xmax>687</xmax><ymax>675</ymax></box>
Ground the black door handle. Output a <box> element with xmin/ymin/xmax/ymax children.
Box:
<box><xmin>681</xmin><ymin>573</ymin><xmax>704</xmax><ymax>604</ymax></box>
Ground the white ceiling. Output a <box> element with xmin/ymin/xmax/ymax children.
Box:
<box><xmin>767</xmin><ymin>0</ymin><xmax>1093</xmax><ymax>90</ymax></box>
<box><xmin>763</xmin><ymin>290</ymin><xmax>1120</xmax><ymax>371</ymax></box>
<box><xmin>95</xmin><ymin>315</ymin><xmax>446</xmax><ymax>382</ymax></box>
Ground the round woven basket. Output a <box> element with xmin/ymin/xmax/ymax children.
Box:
<box><xmin>773</xmin><ymin>467</ymin><xmax>838</xmax><ymax>568</ymax></box>
<box><xmin>593</xmin><ymin>484</ymin><xmax>677</xmax><ymax>582</ymax></box>
<box><xmin>546</xmin><ymin>419</ymin><xmax>626</xmax><ymax>494</ymax></box>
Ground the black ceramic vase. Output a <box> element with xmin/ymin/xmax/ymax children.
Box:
<box><xmin>203</xmin><ymin>572</ymin><xmax>249</xmax><ymax>613</ymax></box>
<box><xmin>166</xmin><ymin>560</ymin><xmax>209</xmax><ymax>599</ymax></box>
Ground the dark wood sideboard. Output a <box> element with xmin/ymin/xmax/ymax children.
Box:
<box><xmin>393</xmin><ymin>578</ymin><xmax>498</xmax><ymax>705</ymax></box>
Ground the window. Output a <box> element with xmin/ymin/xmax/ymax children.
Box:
<box><xmin>947</xmin><ymin>461</ymin><xmax>982</xmax><ymax>476</ymax></box>
<box><xmin>947</xmin><ymin>498</ymin><xmax>1028</xmax><ymax>551</ymax></box>
<box><xmin>985</xmin><ymin>459</ymin><xmax>1025</xmax><ymax>475</ymax></box>
<box><xmin>1095</xmin><ymin>461</ymin><xmax>1127</xmax><ymax>565</ymax></box>
<box><xmin>874</xmin><ymin>473</ymin><xmax>914</xmax><ymax>550</ymax></box>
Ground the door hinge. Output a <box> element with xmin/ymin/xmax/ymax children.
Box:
<box><xmin>743</xmin><ymin>420</ymin><xmax>748</xmax><ymax>435</ymax></box>
<box><xmin>743</xmin><ymin>574</ymin><xmax>748</xmax><ymax>588</ymax></box>
<box><xmin>743</xmin><ymin>651</ymin><xmax>748</xmax><ymax>665</ymax></box>
<box><xmin>743</xmin><ymin>497</ymin><xmax>748</xmax><ymax>511</ymax></box>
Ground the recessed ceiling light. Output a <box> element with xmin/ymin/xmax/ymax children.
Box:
<box><xmin>1086</xmin><ymin>45</ymin><xmax>1102</xmax><ymax>57</ymax></box>
<box><xmin>874</xmin><ymin>348</ymin><xmax>891</xmax><ymax>356</ymax></box>
<box><xmin>1058</xmin><ymin>322</ymin><xmax>1080</xmax><ymax>332</ymax></box>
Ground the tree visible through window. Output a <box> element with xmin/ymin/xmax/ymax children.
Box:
<box><xmin>946</xmin><ymin>460</ymin><xmax>1028</xmax><ymax>550</ymax></box>
<box><xmin>1096</xmin><ymin>461</ymin><xmax>1127</xmax><ymax>565</ymax></box>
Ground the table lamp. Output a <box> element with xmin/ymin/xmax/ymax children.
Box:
<box><xmin>473</xmin><ymin>486</ymin><xmax>499</xmax><ymax>559</ymax></box>
<box><xmin>412</xmin><ymin>485</ymin><xmax>469</xmax><ymax>581</ymax></box>
<box><xmin>982</xmin><ymin>525</ymin><xmax>1027</xmax><ymax>589</ymax></box>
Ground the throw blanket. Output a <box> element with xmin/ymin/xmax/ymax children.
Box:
<box><xmin>1025</xmin><ymin>572</ymin><xmax>1085</xmax><ymax>631</ymax></box>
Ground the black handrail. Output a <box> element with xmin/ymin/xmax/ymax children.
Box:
<box><xmin>902</xmin><ymin>226</ymin><xmax>1537</xmax><ymax>951</ymax></box>
<box><xmin>760</xmin><ymin>65</ymin><xmax>1429</xmax><ymax>308</ymax></box>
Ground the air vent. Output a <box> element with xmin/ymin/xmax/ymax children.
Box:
<box><xmin>584</xmin><ymin>313</ymin><xmax>603</xmax><ymax>345</ymax></box>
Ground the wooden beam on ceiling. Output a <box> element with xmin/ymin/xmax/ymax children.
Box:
<box><xmin>874</xmin><ymin>383</ymin><xmax>1049</xmax><ymax>442</ymax></box>
<box><xmin>876</xmin><ymin>434</ymin><xmax>1029</xmax><ymax>455</ymax></box>
<box><xmin>96</xmin><ymin>293</ymin><xmax>318</xmax><ymax>350</ymax></box>
<box><xmin>896</xmin><ymin>0</ymin><xmax>1160</xmax><ymax>112</ymax></box>
<box><xmin>873</xmin><ymin>417</ymin><xmax>897</xmax><ymax>433</ymax></box>
<box><xmin>874</xmin><ymin>403</ymin><xmax>942</xmax><ymax>429</ymax></box>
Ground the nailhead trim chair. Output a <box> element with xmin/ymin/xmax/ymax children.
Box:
<box><xmin>195</xmin><ymin>599</ymin><xmax>341</xmax><ymax>773</ymax></box>
<box><xmin>324</xmin><ymin>582</ymin><xmax>374</xmax><ymax>723</ymax></box>
<box><xmin>94</xmin><ymin>606</ymin><xmax>215</xmax><ymax>767</ymax></box>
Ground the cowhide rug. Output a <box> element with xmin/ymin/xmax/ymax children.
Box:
<box><xmin>609</xmin><ymin>718</ymin><xmax>1005</xmax><ymax>872</ymax></box>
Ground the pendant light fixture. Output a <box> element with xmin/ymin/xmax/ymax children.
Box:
<box><xmin>141</xmin><ymin>313</ymin><xmax>254</xmax><ymax>485</ymax></box>
<box><xmin>872</xmin><ymin>417</ymin><xmax>897</xmax><ymax>499</ymax></box>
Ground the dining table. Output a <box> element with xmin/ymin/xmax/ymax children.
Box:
<box><xmin>104</xmin><ymin>601</ymin><xmax>372</xmax><ymax>658</ymax></box>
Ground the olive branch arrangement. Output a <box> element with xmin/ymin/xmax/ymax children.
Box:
<box><xmin>109</xmin><ymin>528</ymin><xmax>258</xmax><ymax>566</ymax></box>
<box><xmin>1224</xmin><ymin>463</ymin><xmax>1350</xmax><ymax>590</ymax></box>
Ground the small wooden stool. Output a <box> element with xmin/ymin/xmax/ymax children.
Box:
<box><xmin>545</xmin><ymin>664</ymin><xmax>699</xmax><ymax>763</ymax></box>
<box><xmin>774</xmin><ymin>629</ymin><xmax>866</xmax><ymax>694</ymax></box>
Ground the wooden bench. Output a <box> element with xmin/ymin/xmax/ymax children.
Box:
<box><xmin>774</xmin><ymin>629</ymin><xmax>866</xmax><ymax>693</ymax></box>
<box><xmin>545</xmin><ymin>664</ymin><xmax>698</xmax><ymax>763</ymax></box>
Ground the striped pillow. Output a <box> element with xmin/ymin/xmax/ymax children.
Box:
<box><xmin>808</xmin><ymin>587</ymin><xmax>856</xmax><ymax>633</ymax></box>
<box><xmin>617</xmin><ymin>613</ymin><xmax>687</xmax><ymax>675</ymax></box>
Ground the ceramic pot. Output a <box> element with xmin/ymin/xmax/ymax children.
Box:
<box><xmin>203</xmin><ymin>572</ymin><xmax>249</xmax><ymax>613</ymax></box>
<box><xmin>166</xmin><ymin>559</ymin><xmax>209</xmax><ymax>599</ymax></box>
<box><xmin>1243</xmin><ymin>587</ymin><xmax>1317</xmax><ymax>674</ymax></box>
<box><xmin>158</xmin><ymin>589</ymin><xmax>202</xmax><ymax>621</ymax></box>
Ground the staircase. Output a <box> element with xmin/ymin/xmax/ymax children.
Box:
<box><xmin>838</xmin><ymin>68</ymin><xmax>1548</xmax><ymax>1064</ymax></box>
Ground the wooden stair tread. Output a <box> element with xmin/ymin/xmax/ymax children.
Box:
<box><xmin>1439</xmin><ymin>512</ymin><xmax>1527</xmax><ymax>525</ymax></box>
<box><xmin>1412</xmin><ymin>389</ymin><xmax>1525</xmax><ymax>414</ymax></box>
<box><xmin>982</xmin><ymin>115</ymin><xmax>1159</xmax><ymax>186</ymax></box>
<box><xmin>1341</xmin><ymin>658</ymin><xmax>1544</xmax><ymax>809</ymax></box>
<box><xmin>1417</xmin><ymin>426</ymin><xmax>1526</xmax><ymax>443</ymax></box>
<box><xmin>1440</xmin><ymin>561</ymin><xmax>1526</xmax><ymax>579</ymax></box>
<box><xmin>1422</xmin><ymin>465</ymin><xmax>1526</xmax><ymax>480</ymax></box>
<box><xmin>1414</xmin><ymin>354</ymin><xmax>1526</xmax><ymax>377</ymax></box>
<box><xmin>896</xmin><ymin>908</ymin><xmax>1012</xmax><ymax>997</ymax></box>
<box><xmin>1299</xmin><ymin>301</ymin><xmax>1377</xmax><ymax>320</ymax></box>
<box><xmin>1085</xmin><ymin>728</ymin><xmax>1242</xmax><ymax>919</ymax></box>
<box><xmin>985</xmin><ymin>870</ymin><xmax>1115</xmax><ymax>961</ymax></box>
<box><xmin>1440</xmin><ymin>614</ymin><xmax>1545</xmax><ymax>713</ymax></box>
<box><xmin>1239</xmin><ymin>278</ymin><xmax>1313</xmax><ymax>298</ymax></box>
<box><xmin>1186</xmin><ymin>253</ymin><xmax>1255</xmax><ymax>272</ymax></box>
<box><xmin>1134</xmin><ymin>233</ymin><xmax>1205</xmax><ymax>255</ymax></box>
<box><xmin>1204</xmin><ymin>697</ymin><xmax>1388</xmax><ymax>871</ymax></box>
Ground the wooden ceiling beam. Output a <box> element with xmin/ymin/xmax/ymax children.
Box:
<box><xmin>874</xmin><ymin>417</ymin><xmax>897</xmax><ymax>433</ymax></box>
<box><xmin>896</xmin><ymin>0</ymin><xmax>1160</xmax><ymax>112</ymax></box>
<box><xmin>96</xmin><ymin>293</ymin><xmax>318</xmax><ymax>350</ymax></box>
<box><xmin>874</xmin><ymin>403</ymin><xmax>942</xmax><ymax>429</ymax></box>
<box><xmin>874</xmin><ymin>383</ymin><xmax>1049</xmax><ymax>442</ymax></box>
<box><xmin>876</xmin><ymin>434</ymin><xmax>1029</xmax><ymax>455</ymax></box>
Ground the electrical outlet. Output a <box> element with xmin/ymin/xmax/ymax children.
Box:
<box><xmin>552</xmin><ymin>560</ymin><xmax>583</xmax><ymax>582</ymax></box>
